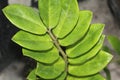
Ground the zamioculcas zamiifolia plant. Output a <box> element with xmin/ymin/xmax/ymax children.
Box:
<box><xmin>3</xmin><ymin>0</ymin><xmax>113</xmax><ymax>80</ymax></box>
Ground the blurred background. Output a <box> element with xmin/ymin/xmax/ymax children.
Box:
<box><xmin>0</xmin><ymin>0</ymin><xmax>120</xmax><ymax>80</ymax></box>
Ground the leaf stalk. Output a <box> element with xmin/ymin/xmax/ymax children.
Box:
<box><xmin>47</xmin><ymin>28</ymin><xmax>68</xmax><ymax>72</ymax></box>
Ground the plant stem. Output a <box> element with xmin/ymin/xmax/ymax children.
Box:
<box><xmin>47</xmin><ymin>29</ymin><xmax>68</xmax><ymax>72</ymax></box>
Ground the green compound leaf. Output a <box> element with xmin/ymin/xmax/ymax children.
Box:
<box><xmin>68</xmin><ymin>35</ymin><xmax>105</xmax><ymax>65</ymax></box>
<box><xmin>59</xmin><ymin>10</ymin><xmax>93</xmax><ymax>46</ymax></box>
<box><xmin>22</xmin><ymin>46</ymin><xmax>59</xmax><ymax>64</ymax></box>
<box><xmin>67</xmin><ymin>74</ymin><xmax>105</xmax><ymax>80</ymax></box>
<box><xmin>38</xmin><ymin>0</ymin><xmax>61</xmax><ymax>28</ymax></box>
<box><xmin>68</xmin><ymin>50</ymin><xmax>113</xmax><ymax>76</ymax></box>
<box><xmin>36</xmin><ymin>57</ymin><xmax>65</xmax><ymax>79</ymax></box>
<box><xmin>2</xmin><ymin>4</ymin><xmax>46</xmax><ymax>35</ymax></box>
<box><xmin>3</xmin><ymin>0</ymin><xmax>113</xmax><ymax>80</ymax></box>
<box><xmin>53</xmin><ymin>0</ymin><xmax>79</xmax><ymax>38</ymax></box>
<box><xmin>108</xmin><ymin>35</ymin><xmax>120</xmax><ymax>54</ymax></box>
<box><xmin>66</xmin><ymin>24</ymin><xmax>105</xmax><ymax>58</ymax></box>
<box><xmin>12</xmin><ymin>31</ymin><xmax>53</xmax><ymax>51</ymax></box>
<box><xmin>27</xmin><ymin>69</ymin><xmax>36</xmax><ymax>80</ymax></box>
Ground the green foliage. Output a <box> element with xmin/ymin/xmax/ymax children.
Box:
<box><xmin>2</xmin><ymin>4</ymin><xmax>46</xmax><ymax>34</ymax></box>
<box><xmin>108</xmin><ymin>35</ymin><xmax>120</xmax><ymax>54</ymax></box>
<box><xmin>3</xmin><ymin>0</ymin><xmax>112</xmax><ymax>80</ymax></box>
<box><xmin>67</xmin><ymin>74</ymin><xmax>105</xmax><ymax>80</ymax></box>
<box><xmin>27</xmin><ymin>69</ymin><xmax>36</xmax><ymax>80</ymax></box>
